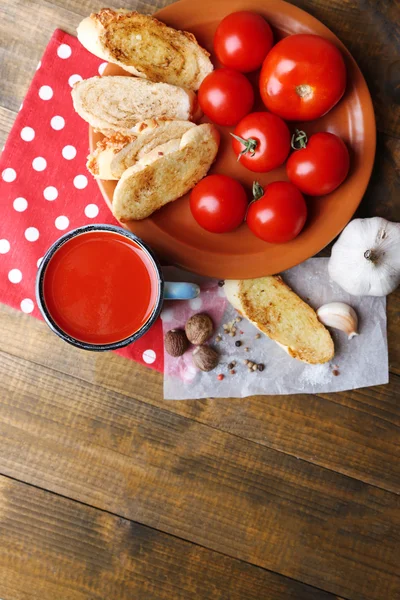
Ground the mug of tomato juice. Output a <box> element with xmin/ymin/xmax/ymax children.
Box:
<box><xmin>36</xmin><ymin>224</ymin><xmax>199</xmax><ymax>351</ymax></box>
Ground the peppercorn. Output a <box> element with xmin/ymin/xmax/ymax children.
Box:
<box><xmin>235</xmin><ymin>340</ymin><xmax>242</xmax><ymax>347</ymax></box>
<box><xmin>218</xmin><ymin>280</ymin><xmax>225</xmax><ymax>287</ymax></box>
<box><xmin>230</xmin><ymin>369</ymin><xmax>236</xmax><ymax>375</ymax></box>
<box><xmin>257</xmin><ymin>364</ymin><xmax>265</xmax><ymax>372</ymax></box>
<box><xmin>228</xmin><ymin>361</ymin><xmax>236</xmax><ymax>369</ymax></box>
<box><xmin>217</xmin><ymin>374</ymin><xmax>224</xmax><ymax>381</ymax></box>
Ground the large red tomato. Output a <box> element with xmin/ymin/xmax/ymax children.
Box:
<box><xmin>190</xmin><ymin>174</ymin><xmax>248</xmax><ymax>233</ymax></box>
<box><xmin>198</xmin><ymin>68</ymin><xmax>254</xmax><ymax>126</ymax></box>
<box><xmin>214</xmin><ymin>11</ymin><xmax>273</xmax><ymax>72</ymax></box>
<box><xmin>231</xmin><ymin>111</ymin><xmax>291</xmax><ymax>173</ymax></box>
<box><xmin>247</xmin><ymin>181</ymin><xmax>307</xmax><ymax>243</ymax></box>
<box><xmin>260</xmin><ymin>34</ymin><xmax>346</xmax><ymax>121</ymax></box>
<box><xmin>287</xmin><ymin>130</ymin><xmax>350</xmax><ymax>196</ymax></box>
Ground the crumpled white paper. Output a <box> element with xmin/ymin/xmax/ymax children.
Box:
<box><xmin>162</xmin><ymin>258</ymin><xmax>388</xmax><ymax>399</ymax></box>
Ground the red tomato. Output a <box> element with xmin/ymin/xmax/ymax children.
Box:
<box><xmin>260</xmin><ymin>34</ymin><xmax>346</xmax><ymax>121</ymax></box>
<box><xmin>190</xmin><ymin>174</ymin><xmax>248</xmax><ymax>233</ymax></box>
<box><xmin>286</xmin><ymin>131</ymin><xmax>350</xmax><ymax>196</ymax></box>
<box><xmin>247</xmin><ymin>181</ymin><xmax>307</xmax><ymax>243</ymax></box>
<box><xmin>214</xmin><ymin>11</ymin><xmax>273</xmax><ymax>72</ymax></box>
<box><xmin>198</xmin><ymin>68</ymin><xmax>254</xmax><ymax>126</ymax></box>
<box><xmin>231</xmin><ymin>111</ymin><xmax>291</xmax><ymax>173</ymax></box>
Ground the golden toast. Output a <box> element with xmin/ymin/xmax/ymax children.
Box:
<box><xmin>87</xmin><ymin>119</ymin><xmax>196</xmax><ymax>180</ymax></box>
<box><xmin>71</xmin><ymin>76</ymin><xmax>199</xmax><ymax>134</ymax></box>
<box><xmin>225</xmin><ymin>277</ymin><xmax>334</xmax><ymax>364</ymax></box>
<box><xmin>112</xmin><ymin>123</ymin><xmax>220</xmax><ymax>221</ymax></box>
<box><xmin>77</xmin><ymin>9</ymin><xmax>213</xmax><ymax>90</ymax></box>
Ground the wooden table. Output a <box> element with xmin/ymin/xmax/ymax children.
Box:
<box><xmin>1</xmin><ymin>1</ymin><xmax>400</xmax><ymax>598</ymax></box>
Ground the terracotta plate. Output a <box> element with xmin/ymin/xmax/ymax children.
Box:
<box><xmin>90</xmin><ymin>0</ymin><xmax>376</xmax><ymax>278</ymax></box>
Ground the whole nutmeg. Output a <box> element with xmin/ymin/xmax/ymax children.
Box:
<box><xmin>192</xmin><ymin>345</ymin><xmax>219</xmax><ymax>372</ymax></box>
<box><xmin>185</xmin><ymin>313</ymin><xmax>214</xmax><ymax>345</ymax></box>
<box><xmin>164</xmin><ymin>329</ymin><xmax>189</xmax><ymax>357</ymax></box>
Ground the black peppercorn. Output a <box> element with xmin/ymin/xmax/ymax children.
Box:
<box><xmin>218</xmin><ymin>280</ymin><xmax>225</xmax><ymax>287</ymax></box>
<box><xmin>235</xmin><ymin>340</ymin><xmax>241</xmax><ymax>347</ymax></box>
<box><xmin>257</xmin><ymin>363</ymin><xmax>265</xmax><ymax>372</ymax></box>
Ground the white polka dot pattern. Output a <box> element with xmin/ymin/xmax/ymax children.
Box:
<box><xmin>43</xmin><ymin>186</ymin><xmax>58</xmax><ymax>201</ymax></box>
<box><xmin>21</xmin><ymin>298</ymin><xmax>34</xmax><ymax>313</ymax></box>
<box><xmin>32</xmin><ymin>157</ymin><xmax>47</xmax><ymax>171</ymax></box>
<box><xmin>68</xmin><ymin>74</ymin><xmax>82</xmax><ymax>87</ymax></box>
<box><xmin>20</xmin><ymin>127</ymin><xmax>35</xmax><ymax>141</ymax></box>
<box><xmin>25</xmin><ymin>227</ymin><xmax>39</xmax><ymax>242</ymax></box>
<box><xmin>84</xmin><ymin>204</ymin><xmax>99</xmax><ymax>218</ymax></box>
<box><xmin>73</xmin><ymin>174</ymin><xmax>88</xmax><ymax>189</ymax></box>
<box><xmin>62</xmin><ymin>145</ymin><xmax>77</xmax><ymax>160</ymax></box>
<box><xmin>0</xmin><ymin>239</ymin><xmax>10</xmax><ymax>254</ymax></box>
<box><xmin>143</xmin><ymin>349</ymin><xmax>156</xmax><ymax>364</ymax></box>
<box><xmin>13</xmin><ymin>197</ymin><xmax>28</xmax><ymax>212</ymax></box>
<box><xmin>50</xmin><ymin>115</ymin><xmax>65</xmax><ymax>130</ymax></box>
<box><xmin>2</xmin><ymin>168</ymin><xmax>16</xmax><ymax>182</ymax></box>
<box><xmin>57</xmin><ymin>44</ymin><xmax>72</xmax><ymax>59</ymax></box>
<box><xmin>55</xmin><ymin>216</ymin><xmax>69</xmax><ymax>230</ymax></box>
<box><xmin>39</xmin><ymin>85</ymin><xmax>53</xmax><ymax>100</ymax></box>
<box><xmin>8</xmin><ymin>269</ymin><xmax>22</xmax><ymax>284</ymax></box>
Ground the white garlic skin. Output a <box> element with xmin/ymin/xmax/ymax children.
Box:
<box><xmin>317</xmin><ymin>302</ymin><xmax>359</xmax><ymax>339</ymax></box>
<box><xmin>329</xmin><ymin>217</ymin><xmax>400</xmax><ymax>296</ymax></box>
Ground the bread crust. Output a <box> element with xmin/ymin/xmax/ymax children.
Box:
<box><xmin>225</xmin><ymin>277</ymin><xmax>334</xmax><ymax>364</ymax></box>
<box><xmin>87</xmin><ymin>119</ymin><xmax>196</xmax><ymax>180</ymax></box>
<box><xmin>71</xmin><ymin>76</ymin><xmax>197</xmax><ymax>134</ymax></box>
<box><xmin>112</xmin><ymin>123</ymin><xmax>220</xmax><ymax>221</ymax></box>
<box><xmin>77</xmin><ymin>9</ymin><xmax>213</xmax><ymax>90</ymax></box>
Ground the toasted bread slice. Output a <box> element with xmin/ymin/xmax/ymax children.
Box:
<box><xmin>87</xmin><ymin>119</ymin><xmax>196</xmax><ymax>180</ymax></box>
<box><xmin>225</xmin><ymin>277</ymin><xmax>334</xmax><ymax>364</ymax></box>
<box><xmin>71</xmin><ymin>76</ymin><xmax>198</xmax><ymax>134</ymax></box>
<box><xmin>77</xmin><ymin>9</ymin><xmax>213</xmax><ymax>90</ymax></box>
<box><xmin>112</xmin><ymin>123</ymin><xmax>219</xmax><ymax>221</ymax></box>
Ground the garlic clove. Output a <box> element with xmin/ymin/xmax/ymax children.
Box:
<box><xmin>316</xmin><ymin>302</ymin><xmax>359</xmax><ymax>340</ymax></box>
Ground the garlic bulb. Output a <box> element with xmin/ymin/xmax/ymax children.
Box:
<box><xmin>329</xmin><ymin>217</ymin><xmax>400</xmax><ymax>296</ymax></box>
<box><xmin>317</xmin><ymin>302</ymin><xmax>358</xmax><ymax>339</ymax></box>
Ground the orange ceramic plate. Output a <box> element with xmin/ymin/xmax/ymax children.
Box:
<box><xmin>90</xmin><ymin>0</ymin><xmax>376</xmax><ymax>279</ymax></box>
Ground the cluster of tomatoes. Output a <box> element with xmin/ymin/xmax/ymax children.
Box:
<box><xmin>190</xmin><ymin>11</ymin><xmax>350</xmax><ymax>244</ymax></box>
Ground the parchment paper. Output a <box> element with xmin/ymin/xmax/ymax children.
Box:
<box><xmin>162</xmin><ymin>258</ymin><xmax>388</xmax><ymax>399</ymax></box>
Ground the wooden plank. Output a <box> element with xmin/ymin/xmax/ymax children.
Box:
<box><xmin>0</xmin><ymin>106</ymin><xmax>16</xmax><ymax>150</ymax></box>
<box><xmin>0</xmin><ymin>302</ymin><xmax>399</xmax><ymax>494</ymax></box>
<box><xmin>0</xmin><ymin>351</ymin><xmax>399</xmax><ymax>600</ymax></box>
<box><xmin>0</xmin><ymin>475</ymin><xmax>343</xmax><ymax>600</ymax></box>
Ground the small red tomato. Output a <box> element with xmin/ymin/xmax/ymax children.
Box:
<box><xmin>260</xmin><ymin>34</ymin><xmax>346</xmax><ymax>121</ymax></box>
<box><xmin>231</xmin><ymin>111</ymin><xmax>291</xmax><ymax>173</ymax></box>
<box><xmin>286</xmin><ymin>130</ymin><xmax>350</xmax><ymax>196</ymax></box>
<box><xmin>247</xmin><ymin>181</ymin><xmax>307</xmax><ymax>243</ymax></box>
<box><xmin>214</xmin><ymin>11</ymin><xmax>273</xmax><ymax>72</ymax></box>
<box><xmin>190</xmin><ymin>174</ymin><xmax>248</xmax><ymax>233</ymax></box>
<box><xmin>198</xmin><ymin>68</ymin><xmax>254</xmax><ymax>126</ymax></box>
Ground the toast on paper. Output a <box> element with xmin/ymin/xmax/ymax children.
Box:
<box><xmin>225</xmin><ymin>277</ymin><xmax>334</xmax><ymax>364</ymax></box>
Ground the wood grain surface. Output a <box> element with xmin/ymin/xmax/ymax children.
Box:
<box><xmin>0</xmin><ymin>1</ymin><xmax>399</xmax><ymax>599</ymax></box>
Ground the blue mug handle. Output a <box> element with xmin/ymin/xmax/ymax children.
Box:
<box><xmin>164</xmin><ymin>281</ymin><xmax>200</xmax><ymax>300</ymax></box>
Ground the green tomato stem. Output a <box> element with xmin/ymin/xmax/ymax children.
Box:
<box><xmin>230</xmin><ymin>133</ymin><xmax>258</xmax><ymax>161</ymax></box>
<box><xmin>291</xmin><ymin>129</ymin><xmax>308</xmax><ymax>150</ymax></box>
<box><xmin>252</xmin><ymin>181</ymin><xmax>264</xmax><ymax>201</ymax></box>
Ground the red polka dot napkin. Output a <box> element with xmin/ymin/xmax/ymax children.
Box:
<box><xmin>0</xmin><ymin>29</ymin><xmax>164</xmax><ymax>372</ymax></box>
